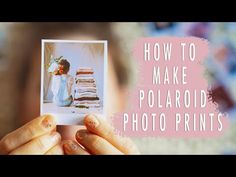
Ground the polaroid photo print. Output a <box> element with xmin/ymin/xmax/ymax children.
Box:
<box><xmin>41</xmin><ymin>40</ymin><xmax>107</xmax><ymax>125</ymax></box>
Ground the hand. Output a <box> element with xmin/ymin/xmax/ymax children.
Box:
<box><xmin>0</xmin><ymin>115</ymin><xmax>63</xmax><ymax>155</ymax></box>
<box><xmin>63</xmin><ymin>114</ymin><xmax>139</xmax><ymax>155</ymax></box>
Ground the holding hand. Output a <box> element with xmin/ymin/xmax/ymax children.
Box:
<box><xmin>63</xmin><ymin>114</ymin><xmax>139</xmax><ymax>155</ymax></box>
<box><xmin>0</xmin><ymin>114</ymin><xmax>139</xmax><ymax>155</ymax></box>
<box><xmin>0</xmin><ymin>115</ymin><xmax>63</xmax><ymax>155</ymax></box>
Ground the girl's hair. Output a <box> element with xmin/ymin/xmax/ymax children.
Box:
<box><xmin>58</xmin><ymin>59</ymin><xmax>70</xmax><ymax>74</ymax></box>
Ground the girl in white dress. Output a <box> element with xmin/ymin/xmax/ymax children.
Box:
<box><xmin>51</xmin><ymin>59</ymin><xmax>74</xmax><ymax>107</ymax></box>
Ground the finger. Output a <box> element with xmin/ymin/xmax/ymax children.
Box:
<box><xmin>63</xmin><ymin>140</ymin><xmax>90</xmax><ymax>155</ymax></box>
<box><xmin>76</xmin><ymin>130</ymin><xmax>123</xmax><ymax>155</ymax></box>
<box><xmin>0</xmin><ymin>114</ymin><xmax>56</xmax><ymax>154</ymax></box>
<box><xmin>84</xmin><ymin>114</ymin><xmax>139</xmax><ymax>154</ymax></box>
<box><xmin>45</xmin><ymin>144</ymin><xmax>64</xmax><ymax>155</ymax></box>
<box><xmin>9</xmin><ymin>132</ymin><xmax>61</xmax><ymax>155</ymax></box>
<box><xmin>57</xmin><ymin>125</ymin><xmax>85</xmax><ymax>141</ymax></box>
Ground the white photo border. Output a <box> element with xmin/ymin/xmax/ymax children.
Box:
<box><xmin>41</xmin><ymin>39</ymin><xmax>108</xmax><ymax>125</ymax></box>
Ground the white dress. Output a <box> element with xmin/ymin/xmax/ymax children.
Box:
<box><xmin>51</xmin><ymin>74</ymin><xmax>74</xmax><ymax>106</ymax></box>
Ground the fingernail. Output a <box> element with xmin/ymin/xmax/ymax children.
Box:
<box><xmin>84</xmin><ymin>114</ymin><xmax>99</xmax><ymax>129</ymax></box>
<box><xmin>63</xmin><ymin>141</ymin><xmax>78</xmax><ymax>152</ymax></box>
<box><xmin>50</xmin><ymin>131</ymin><xmax>61</xmax><ymax>142</ymax></box>
<box><xmin>76</xmin><ymin>130</ymin><xmax>88</xmax><ymax>140</ymax></box>
<box><xmin>41</xmin><ymin>115</ymin><xmax>55</xmax><ymax>129</ymax></box>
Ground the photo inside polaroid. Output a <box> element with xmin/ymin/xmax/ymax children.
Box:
<box><xmin>41</xmin><ymin>40</ymin><xmax>107</xmax><ymax>125</ymax></box>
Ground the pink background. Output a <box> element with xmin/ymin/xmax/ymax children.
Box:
<box><xmin>111</xmin><ymin>37</ymin><xmax>229</xmax><ymax>138</ymax></box>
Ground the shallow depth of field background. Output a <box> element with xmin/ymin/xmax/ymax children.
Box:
<box><xmin>1</xmin><ymin>22</ymin><xmax>236</xmax><ymax>154</ymax></box>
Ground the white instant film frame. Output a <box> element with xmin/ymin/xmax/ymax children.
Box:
<box><xmin>41</xmin><ymin>39</ymin><xmax>108</xmax><ymax>125</ymax></box>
